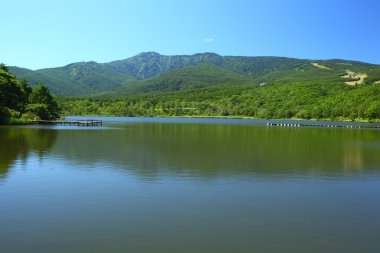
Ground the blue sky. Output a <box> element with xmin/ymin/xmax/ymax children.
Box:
<box><xmin>2</xmin><ymin>0</ymin><xmax>380</xmax><ymax>69</ymax></box>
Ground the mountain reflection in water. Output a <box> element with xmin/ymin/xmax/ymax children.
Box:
<box><xmin>1</xmin><ymin>120</ymin><xmax>380</xmax><ymax>179</ymax></box>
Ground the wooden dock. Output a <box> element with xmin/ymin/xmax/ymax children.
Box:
<box><xmin>266</xmin><ymin>122</ymin><xmax>380</xmax><ymax>129</ymax></box>
<box><xmin>32</xmin><ymin>119</ymin><xmax>102</xmax><ymax>127</ymax></box>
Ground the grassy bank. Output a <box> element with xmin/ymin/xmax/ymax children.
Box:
<box><xmin>6</xmin><ymin>117</ymin><xmax>33</xmax><ymax>125</ymax></box>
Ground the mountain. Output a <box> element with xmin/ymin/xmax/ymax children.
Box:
<box><xmin>9</xmin><ymin>52</ymin><xmax>380</xmax><ymax>97</ymax></box>
<box><xmin>108</xmin><ymin>52</ymin><xmax>225</xmax><ymax>80</ymax></box>
<box><xmin>98</xmin><ymin>64</ymin><xmax>255</xmax><ymax>97</ymax></box>
<box><xmin>10</xmin><ymin>62</ymin><xmax>135</xmax><ymax>96</ymax></box>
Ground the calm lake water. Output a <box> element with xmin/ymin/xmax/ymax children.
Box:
<box><xmin>1</xmin><ymin>117</ymin><xmax>380</xmax><ymax>253</ymax></box>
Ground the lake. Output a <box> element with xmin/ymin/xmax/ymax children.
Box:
<box><xmin>1</xmin><ymin>117</ymin><xmax>380</xmax><ymax>253</ymax></box>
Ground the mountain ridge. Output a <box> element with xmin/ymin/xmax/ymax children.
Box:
<box><xmin>8</xmin><ymin>52</ymin><xmax>380</xmax><ymax>97</ymax></box>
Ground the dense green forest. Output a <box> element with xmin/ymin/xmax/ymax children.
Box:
<box><xmin>61</xmin><ymin>81</ymin><xmax>380</xmax><ymax>121</ymax></box>
<box><xmin>4</xmin><ymin>52</ymin><xmax>380</xmax><ymax>122</ymax></box>
<box><xmin>0</xmin><ymin>65</ymin><xmax>60</xmax><ymax>124</ymax></box>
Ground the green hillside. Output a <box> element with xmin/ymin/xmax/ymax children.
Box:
<box><xmin>10</xmin><ymin>62</ymin><xmax>136</xmax><ymax>96</ymax></box>
<box><xmin>97</xmin><ymin>58</ymin><xmax>380</xmax><ymax>98</ymax></box>
<box><xmin>108</xmin><ymin>52</ymin><xmax>225</xmax><ymax>79</ymax></box>
<box><xmin>137</xmin><ymin>64</ymin><xmax>254</xmax><ymax>92</ymax></box>
<box><xmin>97</xmin><ymin>64</ymin><xmax>255</xmax><ymax>97</ymax></box>
<box><xmin>10</xmin><ymin>66</ymin><xmax>84</xmax><ymax>96</ymax></box>
<box><xmin>109</xmin><ymin>52</ymin><xmax>380</xmax><ymax>84</ymax></box>
<box><xmin>9</xmin><ymin>52</ymin><xmax>380</xmax><ymax>97</ymax></box>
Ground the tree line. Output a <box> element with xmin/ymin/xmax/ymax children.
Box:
<box><xmin>61</xmin><ymin>81</ymin><xmax>380</xmax><ymax>121</ymax></box>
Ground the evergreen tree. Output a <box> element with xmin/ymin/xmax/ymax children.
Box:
<box><xmin>20</xmin><ymin>80</ymin><xmax>33</xmax><ymax>113</ymax></box>
<box><xmin>28</xmin><ymin>83</ymin><xmax>60</xmax><ymax>120</ymax></box>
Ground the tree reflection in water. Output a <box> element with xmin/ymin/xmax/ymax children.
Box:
<box><xmin>0</xmin><ymin>127</ymin><xmax>58</xmax><ymax>179</ymax></box>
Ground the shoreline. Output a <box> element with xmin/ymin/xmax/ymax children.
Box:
<box><xmin>3</xmin><ymin>115</ymin><xmax>379</xmax><ymax>126</ymax></box>
<box><xmin>63</xmin><ymin>114</ymin><xmax>380</xmax><ymax>124</ymax></box>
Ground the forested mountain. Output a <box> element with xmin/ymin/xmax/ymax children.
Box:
<box><xmin>4</xmin><ymin>53</ymin><xmax>380</xmax><ymax>121</ymax></box>
<box><xmin>109</xmin><ymin>52</ymin><xmax>227</xmax><ymax>79</ymax></box>
<box><xmin>10</xmin><ymin>62</ymin><xmax>135</xmax><ymax>96</ymax></box>
<box><xmin>9</xmin><ymin>52</ymin><xmax>380</xmax><ymax>97</ymax></box>
<box><xmin>98</xmin><ymin>64</ymin><xmax>255</xmax><ymax>97</ymax></box>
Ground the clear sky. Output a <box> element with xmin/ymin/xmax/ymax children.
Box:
<box><xmin>2</xmin><ymin>0</ymin><xmax>380</xmax><ymax>69</ymax></box>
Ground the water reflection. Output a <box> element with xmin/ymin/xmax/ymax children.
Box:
<box><xmin>0</xmin><ymin>126</ymin><xmax>58</xmax><ymax>178</ymax></box>
<box><xmin>1</xmin><ymin>122</ymin><xmax>380</xmax><ymax>179</ymax></box>
<box><xmin>2</xmin><ymin>120</ymin><xmax>380</xmax><ymax>253</ymax></box>
<box><xmin>49</xmin><ymin>123</ymin><xmax>380</xmax><ymax>177</ymax></box>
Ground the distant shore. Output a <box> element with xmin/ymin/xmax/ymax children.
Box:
<box><xmin>62</xmin><ymin>115</ymin><xmax>380</xmax><ymax>124</ymax></box>
<box><xmin>4</xmin><ymin>114</ymin><xmax>379</xmax><ymax>126</ymax></box>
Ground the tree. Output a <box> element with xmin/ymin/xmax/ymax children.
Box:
<box><xmin>20</xmin><ymin>80</ymin><xmax>33</xmax><ymax>113</ymax></box>
<box><xmin>0</xmin><ymin>67</ymin><xmax>24</xmax><ymax>123</ymax></box>
<box><xmin>0</xmin><ymin>63</ymin><xmax>9</xmax><ymax>72</ymax></box>
<box><xmin>0</xmin><ymin>68</ymin><xmax>23</xmax><ymax>113</ymax></box>
<box><xmin>364</xmin><ymin>103</ymin><xmax>380</xmax><ymax>119</ymax></box>
<box><xmin>28</xmin><ymin>83</ymin><xmax>60</xmax><ymax>119</ymax></box>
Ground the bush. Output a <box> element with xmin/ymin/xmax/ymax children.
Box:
<box><xmin>26</xmin><ymin>103</ymin><xmax>51</xmax><ymax>120</ymax></box>
<box><xmin>7</xmin><ymin>117</ymin><xmax>32</xmax><ymax>125</ymax></box>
